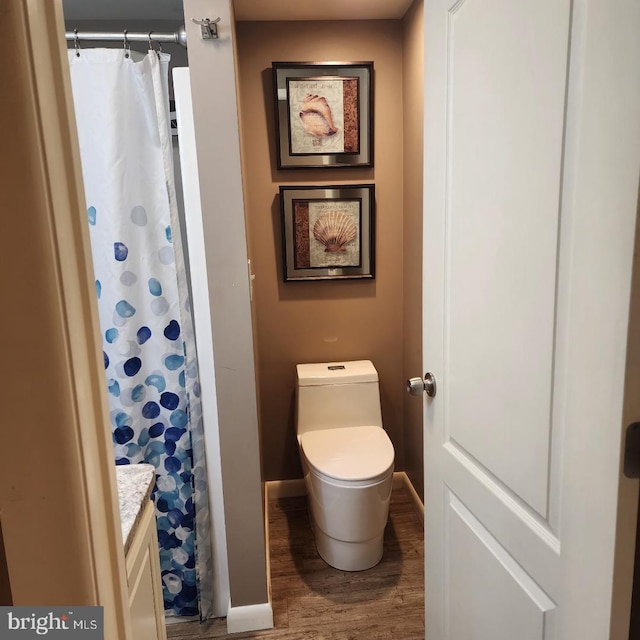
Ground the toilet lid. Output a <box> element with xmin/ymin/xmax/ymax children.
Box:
<box><xmin>300</xmin><ymin>426</ymin><xmax>394</xmax><ymax>482</ymax></box>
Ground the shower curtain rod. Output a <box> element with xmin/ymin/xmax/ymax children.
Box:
<box><xmin>65</xmin><ymin>26</ymin><xmax>188</xmax><ymax>48</ymax></box>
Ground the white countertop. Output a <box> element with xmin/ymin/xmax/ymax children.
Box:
<box><xmin>115</xmin><ymin>463</ymin><xmax>156</xmax><ymax>555</ymax></box>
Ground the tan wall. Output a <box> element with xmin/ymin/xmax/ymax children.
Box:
<box><xmin>402</xmin><ymin>0</ymin><xmax>425</xmax><ymax>500</ymax></box>
<box><xmin>236</xmin><ymin>20</ymin><xmax>406</xmax><ymax>481</ymax></box>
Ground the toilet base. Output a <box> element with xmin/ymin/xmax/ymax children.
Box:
<box><xmin>315</xmin><ymin>527</ymin><xmax>384</xmax><ymax>571</ymax></box>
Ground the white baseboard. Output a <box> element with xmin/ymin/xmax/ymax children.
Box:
<box><xmin>266</xmin><ymin>478</ymin><xmax>306</xmax><ymax>500</ymax></box>
<box><xmin>400</xmin><ymin>473</ymin><xmax>424</xmax><ymax>526</ymax></box>
<box><xmin>226</xmin><ymin>601</ymin><xmax>273</xmax><ymax>634</ymax></box>
<box><xmin>164</xmin><ymin>614</ymin><xmax>199</xmax><ymax>625</ymax></box>
<box><xmin>265</xmin><ymin>473</ymin><xmax>424</xmax><ymax>526</ymax></box>
<box><xmin>224</xmin><ymin>487</ymin><xmax>274</xmax><ymax>634</ymax></box>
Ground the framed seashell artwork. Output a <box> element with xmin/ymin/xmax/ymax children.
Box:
<box><xmin>279</xmin><ymin>184</ymin><xmax>375</xmax><ymax>281</ymax></box>
<box><xmin>272</xmin><ymin>62</ymin><xmax>373</xmax><ymax>169</ymax></box>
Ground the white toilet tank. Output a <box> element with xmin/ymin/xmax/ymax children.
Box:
<box><xmin>296</xmin><ymin>360</ymin><xmax>383</xmax><ymax>436</ymax></box>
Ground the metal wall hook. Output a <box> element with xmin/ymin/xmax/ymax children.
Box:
<box><xmin>191</xmin><ymin>17</ymin><xmax>220</xmax><ymax>40</ymax></box>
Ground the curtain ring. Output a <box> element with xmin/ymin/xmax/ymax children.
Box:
<box><xmin>123</xmin><ymin>29</ymin><xmax>130</xmax><ymax>58</ymax></box>
<box><xmin>74</xmin><ymin>29</ymin><xmax>81</xmax><ymax>57</ymax></box>
<box><xmin>148</xmin><ymin>31</ymin><xmax>161</xmax><ymax>59</ymax></box>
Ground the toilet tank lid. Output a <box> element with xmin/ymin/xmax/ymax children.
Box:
<box><xmin>296</xmin><ymin>360</ymin><xmax>378</xmax><ymax>386</ymax></box>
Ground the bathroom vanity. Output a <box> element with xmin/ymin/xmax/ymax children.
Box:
<box><xmin>116</xmin><ymin>464</ymin><xmax>167</xmax><ymax>640</ymax></box>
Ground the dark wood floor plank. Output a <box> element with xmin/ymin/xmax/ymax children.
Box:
<box><xmin>167</xmin><ymin>488</ymin><xmax>424</xmax><ymax>640</ymax></box>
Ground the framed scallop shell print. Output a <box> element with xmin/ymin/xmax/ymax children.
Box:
<box><xmin>272</xmin><ymin>62</ymin><xmax>373</xmax><ymax>169</ymax></box>
<box><xmin>279</xmin><ymin>184</ymin><xmax>375</xmax><ymax>281</ymax></box>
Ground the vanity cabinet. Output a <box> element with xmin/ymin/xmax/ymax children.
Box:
<box><xmin>125</xmin><ymin>500</ymin><xmax>167</xmax><ymax>640</ymax></box>
<box><xmin>116</xmin><ymin>464</ymin><xmax>167</xmax><ymax>640</ymax></box>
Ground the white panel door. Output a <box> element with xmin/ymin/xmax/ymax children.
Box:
<box><xmin>422</xmin><ymin>0</ymin><xmax>640</xmax><ymax>639</ymax></box>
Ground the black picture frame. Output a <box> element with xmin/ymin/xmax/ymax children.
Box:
<box><xmin>280</xmin><ymin>184</ymin><xmax>375</xmax><ymax>281</ymax></box>
<box><xmin>272</xmin><ymin>62</ymin><xmax>373</xmax><ymax>169</ymax></box>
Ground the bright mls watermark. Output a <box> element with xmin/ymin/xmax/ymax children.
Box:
<box><xmin>0</xmin><ymin>607</ymin><xmax>103</xmax><ymax>638</ymax></box>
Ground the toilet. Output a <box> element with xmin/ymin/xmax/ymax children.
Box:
<box><xmin>296</xmin><ymin>360</ymin><xmax>395</xmax><ymax>571</ymax></box>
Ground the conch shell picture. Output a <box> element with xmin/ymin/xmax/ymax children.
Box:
<box><xmin>313</xmin><ymin>211</ymin><xmax>357</xmax><ymax>252</ymax></box>
<box><xmin>299</xmin><ymin>93</ymin><xmax>338</xmax><ymax>139</ymax></box>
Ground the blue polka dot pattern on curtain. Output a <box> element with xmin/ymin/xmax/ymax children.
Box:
<box><xmin>99</xmin><ymin>202</ymin><xmax>203</xmax><ymax>616</ymax></box>
<box><xmin>69</xmin><ymin>48</ymin><xmax>213</xmax><ymax>619</ymax></box>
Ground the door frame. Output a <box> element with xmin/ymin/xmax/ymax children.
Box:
<box><xmin>2</xmin><ymin>1</ymin><xmax>132</xmax><ymax>636</ymax></box>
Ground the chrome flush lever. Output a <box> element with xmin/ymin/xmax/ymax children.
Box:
<box><xmin>406</xmin><ymin>372</ymin><xmax>437</xmax><ymax>398</ymax></box>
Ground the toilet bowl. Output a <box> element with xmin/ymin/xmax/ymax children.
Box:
<box><xmin>296</xmin><ymin>360</ymin><xmax>395</xmax><ymax>571</ymax></box>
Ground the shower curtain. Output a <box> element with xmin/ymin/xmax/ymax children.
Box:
<box><xmin>68</xmin><ymin>49</ymin><xmax>213</xmax><ymax>619</ymax></box>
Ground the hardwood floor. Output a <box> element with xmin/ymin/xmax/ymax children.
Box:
<box><xmin>167</xmin><ymin>488</ymin><xmax>425</xmax><ymax>639</ymax></box>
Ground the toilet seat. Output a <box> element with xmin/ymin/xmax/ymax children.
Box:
<box><xmin>299</xmin><ymin>426</ymin><xmax>394</xmax><ymax>483</ymax></box>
